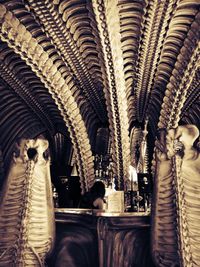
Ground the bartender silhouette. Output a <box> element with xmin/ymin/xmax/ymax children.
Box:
<box><xmin>79</xmin><ymin>181</ymin><xmax>105</xmax><ymax>209</ymax></box>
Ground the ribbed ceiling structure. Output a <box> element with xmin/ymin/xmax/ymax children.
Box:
<box><xmin>0</xmin><ymin>0</ymin><xmax>199</xmax><ymax>192</ymax></box>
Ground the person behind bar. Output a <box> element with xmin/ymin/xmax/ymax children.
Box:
<box><xmin>79</xmin><ymin>181</ymin><xmax>105</xmax><ymax>209</ymax></box>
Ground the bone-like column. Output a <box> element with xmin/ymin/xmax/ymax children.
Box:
<box><xmin>151</xmin><ymin>125</ymin><xmax>200</xmax><ymax>267</ymax></box>
<box><xmin>0</xmin><ymin>138</ymin><xmax>55</xmax><ymax>266</ymax></box>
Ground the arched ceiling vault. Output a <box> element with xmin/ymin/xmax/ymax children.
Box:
<box><xmin>0</xmin><ymin>0</ymin><xmax>199</xmax><ymax>191</ymax></box>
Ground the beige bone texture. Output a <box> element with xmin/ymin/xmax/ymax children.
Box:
<box><xmin>0</xmin><ymin>138</ymin><xmax>55</xmax><ymax>266</ymax></box>
<box><xmin>151</xmin><ymin>124</ymin><xmax>200</xmax><ymax>267</ymax></box>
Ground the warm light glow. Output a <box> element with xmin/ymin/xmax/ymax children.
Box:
<box><xmin>129</xmin><ymin>165</ymin><xmax>137</xmax><ymax>182</ymax></box>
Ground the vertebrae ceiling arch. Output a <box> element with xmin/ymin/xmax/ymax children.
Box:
<box><xmin>0</xmin><ymin>4</ymin><xmax>95</xmax><ymax>191</ymax></box>
<box><xmin>0</xmin><ymin>0</ymin><xmax>199</xmax><ymax>191</ymax></box>
<box><xmin>158</xmin><ymin>5</ymin><xmax>200</xmax><ymax>129</ymax></box>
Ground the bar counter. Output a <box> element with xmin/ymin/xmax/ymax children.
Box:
<box><xmin>48</xmin><ymin>209</ymin><xmax>155</xmax><ymax>267</ymax></box>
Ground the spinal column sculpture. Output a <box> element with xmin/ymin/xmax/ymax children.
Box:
<box><xmin>0</xmin><ymin>138</ymin><xmax>55</xmax><ymax>266</ymax></box>
<box><xmin>151</xmin><ymin>125</ymin><xmax>200</xmax><ymax>267</ymax></box>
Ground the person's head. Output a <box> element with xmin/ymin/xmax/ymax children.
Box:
<box><xmin>90</xmin><ymin>181</ymin><xmax>105</xmax><ymax>198</ymax></box>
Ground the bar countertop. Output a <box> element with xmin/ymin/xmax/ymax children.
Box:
<box><xmin>54</xmin><ymin>208</ymin><xmax>151</xmax><ymax>228</ymax></box>
<box><xmin>55</xmin><ymin>208</ymin><xmax>150</xmax><ymax>217</ymax></box>
<box><xmin>51</xmin><ymin>208</ymin><xmax>154</xmax><ymax>267</ymax></box>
